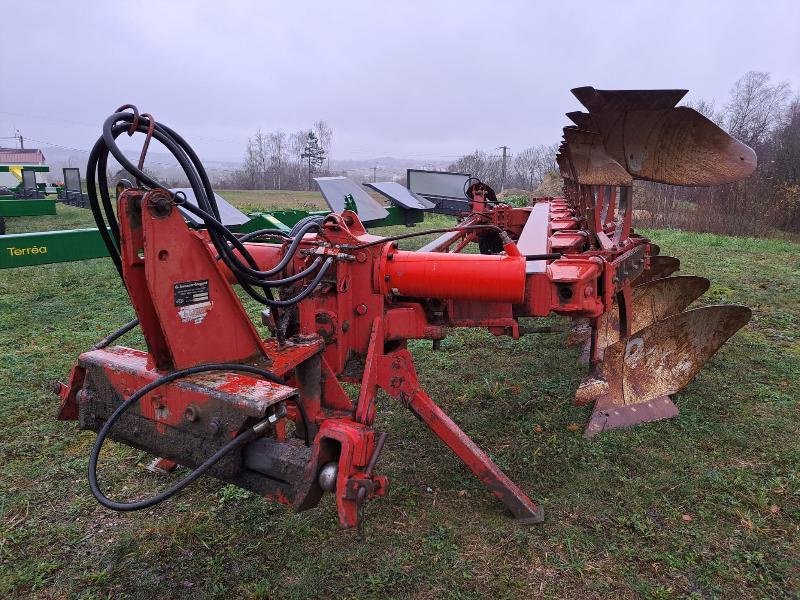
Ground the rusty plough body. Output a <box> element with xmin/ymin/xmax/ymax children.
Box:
<box><xmin>558</xmin><ymin>86</ymin><xmax>754</xmax><ymax>434</ymax></box>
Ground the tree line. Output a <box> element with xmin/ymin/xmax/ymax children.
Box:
<box><xmin>217</xmin><ymin>119</ymin><xmax>559</xmax><ymax>195</ymax></box>
<box><xmin>216</xmin><ymin>71</ymin><xmax>797</xmax><ymax>239</ymax></box>
<box><xmin>446</xmin><ymin>144</ymin><xmax>558</xmax><ymax>193</ymax></box>
<box><xmin>217</xmin><ymin>121</ymin><xmax>333</xmax><ymax>191</ymax></box>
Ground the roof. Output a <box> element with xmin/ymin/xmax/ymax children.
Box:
<box><xmin>0</xmin><ymin>148</ymin><xmax>46</xmax><ymax>165</ymax></box>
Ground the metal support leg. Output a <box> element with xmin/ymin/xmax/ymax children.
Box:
<box><xmin>378</xmin><ymin>349</ymin><xmax>543</xmax><ymax>523</ymax></box>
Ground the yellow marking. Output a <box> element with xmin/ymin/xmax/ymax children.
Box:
<box><xmin>6</xmin><ymin>246</ymin><xmax>48</xmax><ymax>256</ymax></box>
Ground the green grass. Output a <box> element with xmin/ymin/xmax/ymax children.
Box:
<box><xmin>3</xmin><ymin>190</ymin><xmax>329</xmax><ymax>235</ymax></box>
<box><xmin>221</xmin><ymin>189</ymin><xmax>327</xmax><ymax>213</ymax></box>
<box><xmin>1</xmin><ymin>195</ymin><xmax>799</xmax><ymax>598</ymax></box>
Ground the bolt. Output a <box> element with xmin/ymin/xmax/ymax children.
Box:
<box><xmin>184</xmin><ymin>405</ymin><xmax>199</xmax><ymax>422</ymax></box>
<box><xmin>342</xmin><ymin>320</ymin><xmax>350</xmax><ymax>332</ymax></box>
<box><xmin>355</xmin><ymin>304</ymin><xmax>368</xmax><ymax>315</ymax></box>
<box><xmin>147</xmin><ymin>192</ymin><xmax>172</xmax><ymax>218</ymax></box>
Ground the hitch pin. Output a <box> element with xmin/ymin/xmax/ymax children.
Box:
<box><xmin>357</xmin><ymin>432</ymin><xmax>388</xmax><ymax>504</ymax></box>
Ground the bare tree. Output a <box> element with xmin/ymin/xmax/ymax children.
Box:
<box><xmin>312</xmin><ymin>120</ymin><xmax>333</xmax><ymax>173</ymax></box>
<box><xmin>267</xmin><ymin>131</ymin><xmax>286</xmax><ymax>189</ymax></box>
<box><xmin>723</xmin><ymin>71</ymin><xmax>791</xmax><ymax>147</ymax></box>
<box><xmin>684</xmin><ymin>98</ymin><xmax>718</xmax><ymax>121</ymax></box>
<box><xmin>314</xmin><ymin>120</ymin><xmax>333</xmax><ymax>159</ymax></box>
<box><xmin>288</xmin><ymin>129</ymin><xmax>311</xmax><ymax>189</ymax></box>
<box><xmin>511</xmin><ymin>144</ymin><xmax>557</xmax><ymax>190</ymax></box>
<box><xmin>242</xmin><ymin>137</ymin><xmax>259</xmax><ymax>189</ymax></box>
<box><xmin>448</xmin><ymin>151</ymin><xmax>503</xmax><ymax>189</ymax></box>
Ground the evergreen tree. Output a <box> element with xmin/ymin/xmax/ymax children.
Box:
<box><xmin>301</xmin><ymin>132</ymin><xmax>326</xmax><ymax>190</ymax></box>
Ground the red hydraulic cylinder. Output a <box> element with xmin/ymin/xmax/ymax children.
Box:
<box><xmin>380</xmin><ymin>249</ymin><xmax>526</xmax><ymax>303</ymax></box>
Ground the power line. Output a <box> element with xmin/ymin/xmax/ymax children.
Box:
<box><xmin>0</xmin><ymin>109</ymin><xmax>246</xmax><ymax>146</ymax></box>
<box><xmin>22</xmin><ymin>137</ymin><xmax>235</xmax><ymax>168</ymax></box>
<box><xmin>497</xmin><ymin>145</ymin><xmax>510</xmax><ymax>191</ymax></box>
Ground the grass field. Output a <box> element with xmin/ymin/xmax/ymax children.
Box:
<box><xmin>1</xmin><ymin>196</ymin><xmax>799</xmax><ymax>598</ymax></box>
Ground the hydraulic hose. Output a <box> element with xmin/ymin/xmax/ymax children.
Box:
<box><xmin>86</xmin><ymin>107</ymin><xmax>332</xmax><ymax>308</ymax></box>
<box><xmin>87</xmin><ymin>363</ymin><xmax>299</xmax><ymax>511</ymax></box>
<box><xmin>83</xmin><ymin>109</ymin><xmax>323</xmax><ymax>512</ymax></box>
<box><xmin>92</xmin><ymin>318</ymin><xmax>139</xmax><ymax>350</ymax></box>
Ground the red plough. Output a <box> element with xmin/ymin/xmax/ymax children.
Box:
<box><xmin>55</xmin><ymin>88</ymin><xmax>755</xmax><ymax>528</ymax></box>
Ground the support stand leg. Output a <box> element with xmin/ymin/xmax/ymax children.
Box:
<box><xmin>379</xmin><ymin>349</ymin><xmax>543</xmax><ymax>523</ymax></box>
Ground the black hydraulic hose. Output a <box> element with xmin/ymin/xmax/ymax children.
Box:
<box><xmin>265</xmin><ymin>257</ymin><xmax>334</xmax><ymax>306</ymax></box>
<box><xmin>237</xmin><ymin>228</ymin><xmax>292</xmax><ymax>243</ymax></box>
<box><xmin>289</xmin><ymin>214</ymin><xmax>327</xmax><ymax>236</ymax></box>
<box><xmin>92</xmin><ymin>318</ymin><xmax>140</xmax><ymax>350</ymax></box>
<box><xmin>173</xmin><ymin>190</ymin><xmax>325</xmax><ymax>286</ymax></box>
<box><xmin>173</xmin><ymin>202</ymin><xmax>280</xmax><ymax>305</ymax></box>
<box><xmin>98</xmin><ymin>117</ymin><xmax>226</xmax><ymax>276</ymax></box>
<box><xmin>264</xmin><ymin>257</ymin><xmax>324</xmax><ymax>286</ymax></box>
<box><xmin>87</xmin><ymin>108</ymin><xmax>331</xmax><ymax>309</ymax></box>
<box><xmin>236</xmin><ymin>215</ymin><xmax>326</xmax><ymax>244</ymax></box>
<box><xmin>93</xmin><ymin>112</ymin><xmax>326</xmax><ymax>310</ymax></box>
<box><xmin>86</xmin><ymin>138</ymin><xmax>122</xmax><ymax>274</ymax></box>
<box><xmin>88</xmin><ymin>363</ymin><xmax>300</xmax><ymax>512</ymax></box>
<box><xmin>101</xmin><ymin>114</ymin><xmax>207</xmax><ymax>209</ymax></box>
<box><xmin>159</xmin><ymin>119</ymin><xmax>222</xmax><ymax>217</ymax></box>
<box><xmin>94</xmin><ymin>117</ymin><xmax>220</xmax><ymax>262</ymax></box>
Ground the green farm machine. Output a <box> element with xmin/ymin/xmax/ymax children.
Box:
<box><xmin>0</xmin><ymin>164</ymin><xmax>58</xmax><ymax>234</ymax></box>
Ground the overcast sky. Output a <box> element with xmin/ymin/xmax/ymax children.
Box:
<box><xmin>2</xmin><ymin>1</ymin><xmax>798</xmax><ymax>164</ymax></box>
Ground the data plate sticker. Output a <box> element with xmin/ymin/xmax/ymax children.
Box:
<box><xmin>174</xmin><ymin>279</ymin><xmax>210</xmax><ymax>306</ymax></box>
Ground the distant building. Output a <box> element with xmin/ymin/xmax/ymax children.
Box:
<box><xmin>0</xmin><ymin>148</ymin><xmax>47</xmax><ymax>187</ymax></box>
<box><xmin>0</xmin><ymin>147</ymin><xmax>46</xmax><ymax>165</ymax></box>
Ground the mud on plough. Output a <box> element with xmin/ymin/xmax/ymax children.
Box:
<box><xmin>54</xmin><ymin>87</ymin><xmax>755</xmax><ymax>528</ymax></box>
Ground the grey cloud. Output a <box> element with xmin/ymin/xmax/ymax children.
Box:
<box><xmin>1</xmin><ymin>0</ymin><xmax>798</xmax><ymax>163</ymax></box>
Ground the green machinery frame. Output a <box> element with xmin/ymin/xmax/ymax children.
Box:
<box><xmin>0</xmin><ymin>165</ymin><xmax>57</xmax><ymax>216</ymax></box>
<box><xmin>0</xmin><ymin>205</ymin><xmax>422</xmax><ymax>269</ymax></box>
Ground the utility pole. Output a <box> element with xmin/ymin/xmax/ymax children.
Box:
<box><xmin>372</xmin><ymin>166</ymin><xmax>378</xmax><ymax>183</ymax></box>
<box><xmin>497</xmin><ymin>145</ymin><xmax>509</xmax><ymax>192</ymax></box>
